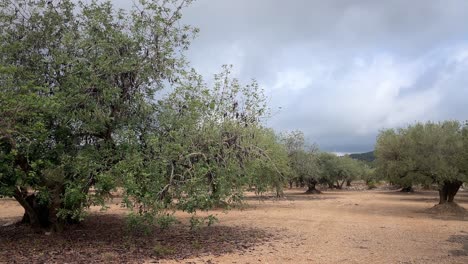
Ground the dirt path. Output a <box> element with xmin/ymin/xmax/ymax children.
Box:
<box><xmin>1</xmin><ymin>189</ymin><xmax>468</xmax><ymax>263</ymax></box>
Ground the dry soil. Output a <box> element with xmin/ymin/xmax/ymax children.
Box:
<box><xmin>1</xmin><ymin>187</ymin><xmax>467</xmax><ymax>264</ymax></box>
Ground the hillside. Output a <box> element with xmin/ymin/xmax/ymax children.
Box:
<box><xmin>349</xmin><ymin>151</ymin><xmax>375</xmax><ymax>162</ymax></box>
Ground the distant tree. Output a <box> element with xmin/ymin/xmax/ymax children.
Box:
<box><xmin>341</xmin><ymin>155</ymin><xmax>363</xmax><ymax>187</ymax></box>
<box><xmin>316</xmin><ymin>154</ymin><xmax>362</xmax><ymax>189</ymax></box>
<box><xmin>358</xmin><ymin>163</ymin><xmax>377</xmax><ymax>189</ymax></box>
<box><xmin>282</xmin><ymin>130</ymin><xmax>306</xmax><ymax>188</ymax></box>
<box><xmin>243</xmin><ymin>127</ymin><xmax>291</xmax><ymax>197</ymax></box>
<box><xmin>282</xmin><ymin>131</ymin><xmax>321</xmax><ymax>193</ymax></box>
<box><xmin>333</xmin><ymin>156</ymin><xmax>361</xmax><ymax>189</ymax></box>
<box><xmin>375</xmin><ymin>121</ymin><xmax>468</xmax><ymax>205</ymax></box>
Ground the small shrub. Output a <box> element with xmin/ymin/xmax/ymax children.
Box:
<box><xmin>189</xmin><ymin>215</ymin><xmax>219</xmax><ymax>230</ymax></box>
<box><xmin>125</xmin><ymin>213</ymin><xmax>154</xmax><ymax>235</ymax></box>
<box><xmin>153</xmin><ymin>243</ymin><xmax>175</xmax><ymax>256</ymax></box>
<box><xmin>156</xmin><ymin>214</ymin><xmax>179</xmax><ymax>229</ymax></box>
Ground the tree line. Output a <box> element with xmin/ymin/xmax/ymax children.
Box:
<box><xmin>1</xmin><ymin>1</ymin><xmax>466</xmax><ymax>232</ymax></box>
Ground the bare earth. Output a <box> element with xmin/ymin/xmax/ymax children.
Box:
<box><xmin>1</xmin><ymin>187</ymin><xmax>468</xmax><ymax>264</ymax></box>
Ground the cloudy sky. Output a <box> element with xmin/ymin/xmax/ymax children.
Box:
<box><xmin>121</xmin><ymin>0</ymin><xmax>468</xmax><ymax>153</ymax></box>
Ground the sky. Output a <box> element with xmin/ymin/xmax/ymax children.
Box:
<box><xmin>119</xmin><ymin>0</ymin><xmax>468</xmax><ymax>153</ymax></box>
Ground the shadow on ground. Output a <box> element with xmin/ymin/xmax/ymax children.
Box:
<box><xmin>0</xmin><ymin>214</ymin><xmax>278</xmax><ymax>263</ymax></box>
<box><xmin>243</xmin><ymin>192</ymin><xmax>340</xmax><ymax>202</ymax></box>
<box><xmin>448</xmin><ymin>233</ymin><xmax>468</xmax><ymax>257</ymax></box>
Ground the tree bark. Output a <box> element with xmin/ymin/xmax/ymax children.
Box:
<box><xmin>276</xmin><ymin>187</ymin><xmax>284</xmax><ymax>198</ymax></box>
<box><xmin>305</xmin><ymin>180</ymin><xmax>321</xmax><ymax>194</ymax></box>
<box><xmin>336</xmin><ymin>180</ymin><xmax>346</xmax><ymax>189</ymax></box>
<box><xmin>439</xmin><ymin>181</ymin><xmax>462</xmax><ymax>204</ymax></box>
<box><xmin>14</xmin><ymin>184</ymin><xmax>71</xmax><ymax>230</ymax></box>
<box><xmin>400</xmin><ymin>186</ymin><xmax>414</xmax><ymax>192</ymax></box>
<box><xmin>48</xmin><ymin>185</ymin><xmax>66</xmax><ymax>232</ymax></box>
<box><xmin>346</xmin><ymin>180</ymin><xmax>352</xmax><ymax>187</ymax></box>
<box><xmin>14</xmin><ymin>190</ymin><xmax>50</xmax><ymax>229</ymax></box>
<box><xmin>13</xmin><ymin>189</ymin><xmax>42</xmax><ymax>229</ymax></box>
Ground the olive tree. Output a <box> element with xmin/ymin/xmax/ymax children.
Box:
<box><xmin>375</xmin><ymin>121</ymin><xmax>468</xmax><ymax>205</ymax></box>
<box><xmin>0</xmin><ymin>0</ymin><xmax>283</xmax><ymax>230</ymax></box>
<box><xmin>1</xmin><ymin>0</ymin><xmax>198</xmax><ymax>230</ymax></box>
<box><xmin>335</xmin><ymin>156</ymin><xmax>361</xmax><ymax>189</ymax></box>
<box><xmin>282</xmin><ymin>131</ymin><xmax>321</xmax><ymax>193</ymax></box>
<box><xmin>122</xmin><ymin>66</ymin><xmax>289</xmax><ymax>212</ymax></box>
<box><xmin>315</xmin><ymin>153</ymin><xmax>361</xmax><ymax>189</ymax></box>
<box><xmin>244</xmin><ymin>128</ymin><xmax>291</xmax><ymax>197</ymax></box>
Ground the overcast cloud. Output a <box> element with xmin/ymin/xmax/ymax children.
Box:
<box><xmin>119</xmin><ymin>0</ymin><xmax>468</xmax><ymax>153</ymax></box>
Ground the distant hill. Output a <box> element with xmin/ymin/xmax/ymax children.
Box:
<box><xmin>349</xmin><ymin>151</ymin><xmax>375</xmax><ymax>162</ymax></box>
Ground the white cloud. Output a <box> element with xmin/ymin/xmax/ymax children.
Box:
<box><xmin>109</xmin><ymin>0</ymin><xmax>468</xmax><ymax>152</ymax></box>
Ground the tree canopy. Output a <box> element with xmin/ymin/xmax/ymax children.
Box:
<box><xmin>0</xmin><ymin>0</ymin><xmax>288</xmax><ymax>230</ymax></box>
<box><xmin>375</xmin><ymin>121</ymin><xmax>468</xmax><ymax>204</ymax></box>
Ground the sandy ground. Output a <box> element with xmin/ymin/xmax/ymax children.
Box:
<box><xmin>1</xmin><ymin>188</ymin><xmax>468</xmax><ymax>264</ymax></box>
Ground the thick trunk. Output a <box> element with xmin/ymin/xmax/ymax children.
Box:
<box><xmin>276</xmin><ymin>187</ymin><xmax>284</xmax><ymax>198</ymax></box>
<box><xmin>336</xmin><ymin>180</ymin><xmax>346</xmax><ymax>189</ymax></box>
<box><xmin>439</xmin><ymin>181</ymin><xmax>462</xmax><ymax>204</ymax></box>
<box><xmin>14</xmin><ymin>185</ymin><xmax>70</xmax><ymax>231</ymax></box>
<box><xmin>305</xmin><ymin>180</ymin><xmax>321</xmax><ymax>194</ymax></box>
<box><xmin>208</xmin><ymin>172</ymin><xmax>219</xmax><ymax>200</ymax></box>
<box><xmin>400</xmin><ymin>186</ymin><xmax>414</xmax><ymax>192</ymax></box>
<box><xmin>14</xmin><ymin>191</ymin><xmax>50</xmax><ymax>229</ymax></box>
<box><xmin>346</xmin><ymin>180</ymin><xmax>352</xmax><ymax>187</ymax></box>
<box><xmin>48</xmin><ymin>186</ymin><xmax>66</xmax><ymax>232</ymax></box>
<box><xmin>13</xmin><ymin>189</ymin><xmax>43</xmax><ymax>229</ymax></box>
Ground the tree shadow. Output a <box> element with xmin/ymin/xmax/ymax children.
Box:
<box><xmin>0</xmin><ymin>213</ymin><xmax>279</xmax><ymax>263</ymax></box>
<box><xmin>243</xmin><ymin>192</ymin><xmax>339</xmax><ymax>202</ymax></box>
<box><xmin>447</xmin><ymin>233</ymin><xmax>468</xmax><ymax>257</ymax></box>
<box><xmin>380</xmin><ymin>190</ymin><xmax>468</xmax><ymax>203</ymax></box>
<box><xmin>284</xmin><ymin>192</ymin><xmax>341</xmax><ymax>202</ymax></box>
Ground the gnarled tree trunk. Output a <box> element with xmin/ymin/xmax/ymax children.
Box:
<box><xmin>439</xmin><ymin>181</ymin><xmax>462</xmax><ymax>204</ymax></box>
<box><xmin>14</xmin><ymin>191</ymin><xmax>51</xmax><ymax>230</ymax></box>
<box><xmin>400</xmin><ymin>186</ymin><xmax>414</xmax><ymax>192</ymax></box>
<box><xmin>336</xmin><ymin>180</ymin><xmax>346</xmax><ymax>189</ymax></box>
<box><xmin>305</xmin><ymin>179</ymin><xmax>321</xmax><ymax>194</ymax></box>
<box><xmin>13</xmin><ymin>185</ymin><xmax>71</xmax><ymax>231</ymax></box>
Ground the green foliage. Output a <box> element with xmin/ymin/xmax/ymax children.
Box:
<box><xmin>281</xmin><ymin>131</ymin><xmax>321</xmax><ymax>190</ymax></box>
<box><xmin>119</xmin><ymin>65</ymin><xmax>288</xmax><ymax>214</ymax></box>
<box><xmin>156</xmin><ymin>214</ymin><xmax>179</xmax><ymax>229</ymax></box>
<box><xmin>125</xmin><ymin>212</ymin><xmax>155</xmax><ymax>235</ymax></box>
<box><xmin>359</xmin><ymin>164</ymin><xmax>378</xmax><ymax>186</ymax></box>
<box><xmin>0</xmin><ymin>0</ymin><xmax>286</xmax><ymax>228</ymax></box>
<box><xmin>245</xmin><ymin>128</ymin><xmax>291</xmax><ymax>196</ymax></box>
<box><xmin>375</xmin><ymin>121</ymin><xmax>468</xmax><ymax>189</ymax></box>
<box><xmin>316</xmin><ymin>153</ymin><xmax>366</xmax><ymax>189</ymax></box>
<box><xmin>189</xmin><ymin>215</ymin><xmax>218</xmax><ymax>230</ymax></box>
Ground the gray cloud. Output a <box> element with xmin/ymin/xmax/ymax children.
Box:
<box><xmin>117</xmin><ymin>0</ymin><xmax>468</xmax><ymax>153</ymax></box>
